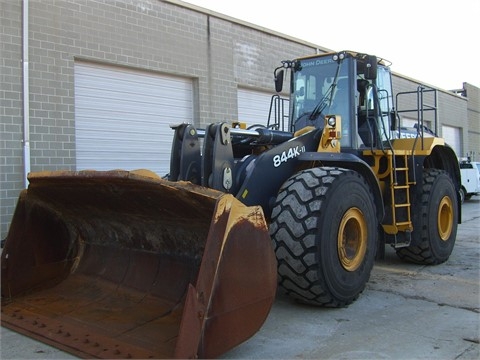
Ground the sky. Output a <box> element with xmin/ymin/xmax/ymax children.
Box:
<box><xmin>184</xmin><ymin>0</ymin><xmax>480</xmax><ymax>91</ymax></box>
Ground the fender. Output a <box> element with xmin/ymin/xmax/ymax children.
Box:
<box><xmin>298</xmin><ymin>151</ymin><xmax>385</xmax><ymax>222</ymax></box>
<box><xmin>235</xmin><ymin>128</ymin><xmax>321</xmax><ymax>217</ymax></box>
<box><xmin>425</xmin><ymin>144</ymin><xmax>462</xmax><ymax>224</ymax></box>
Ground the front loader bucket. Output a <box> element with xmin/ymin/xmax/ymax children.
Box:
<box><xmin>1</xmin><ymin>170</ymin><xmax>277</xmax><ymax>359</ymax></box>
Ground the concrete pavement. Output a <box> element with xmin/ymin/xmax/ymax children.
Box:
<box><xmin>223</xmin><ymin>197</ymin><xmax>480</xmax><ymax>359</ymax></box>
<box><xmin>1</xmin><ymin>198</ymin><xmax>479</xmax><ymax>359</ymax></box>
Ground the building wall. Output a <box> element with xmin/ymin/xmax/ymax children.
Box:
<box><xmin>0</xmin><ymin>0</ymin><xmax>476</xmax><ymax>238</ymax></box>
<box><xmin>464</xmin><ymin>83</ymin><xmax>480</xmax><ymax>160</ymax></box>
<box><xmin>2</xmin><ymin>0</ymin><xmax>24</xmax><ymax>240</ymax></box>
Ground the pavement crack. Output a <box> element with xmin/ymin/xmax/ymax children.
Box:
<box><xmin>454</xmin><ymin>342</ymin><xmax>480</xmax><ymax>359</ymax></box>
<box><xmin>437</xmin><ymin>302</ymin><xmax>480</xmax><ymax>313</ymax></box>
<box><xmin>371</xmin><ymin>288</ymin><xmax>480</xmax><ymax>313</ymax></box>
<box><xmin>463</xmin><ymin>337</ymin><xmax>480</xmax><ymax>344</ymax></box>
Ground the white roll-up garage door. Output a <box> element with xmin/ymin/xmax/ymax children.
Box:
<box><xmin>75</xmin><ymin>62</ymin><xmax>193</xmax><ymax>176</ymax></box>
<box><xmin>441</xmin><ymin>125</ymin><xmax>462</xmax><ymax>157</ymax></box>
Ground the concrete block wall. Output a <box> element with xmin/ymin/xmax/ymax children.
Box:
<box><xmin>1</xmin><ymin>0</ymin><xmax>24</xmax><ymax>240</ymax></box>
<box><xmin>465</xmin><ymin>83</ymin><xmax>480</xmax><ymax>160</ymax></box>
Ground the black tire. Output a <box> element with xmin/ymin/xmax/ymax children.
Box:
<box><xmin>269</xmin><ymin>167</ymin><xmax>378</xmax><ymax>307</ymax></box>
<box><xmin>396</xmin><ymin>169</ymin><xmax>458</xmax><ymax>265</ymax></box>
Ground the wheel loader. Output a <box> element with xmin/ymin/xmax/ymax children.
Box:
<box><xmin>1</xmin><ymin>51</ymin><xmax>461</xmax><ymax>358</ymax></box>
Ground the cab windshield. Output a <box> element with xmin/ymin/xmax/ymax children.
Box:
<box><xmin>290</xmin><ymin>54</ymin><xmax>395</xmax><ymax>149</ymax></box>
<box><xmin>291</xmin><ymin>56</ymin><xmax>352</xmax><ymax>146</ymax></box>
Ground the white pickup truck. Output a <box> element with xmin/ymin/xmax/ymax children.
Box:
<box><xmin>459</xmin><ymin>161</ymin><xmax>480</xmax><ymax>203</ymax></box>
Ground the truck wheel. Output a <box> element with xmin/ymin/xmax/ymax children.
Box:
<box><xmin>269</xmin><ymin>167</ymin><xmax>378</xmax><ymax>307</ymax></box>
<box><xmin>396</xmin><ymin>169</ymin><xmax>458</xmax><ymax>265</ymax></box>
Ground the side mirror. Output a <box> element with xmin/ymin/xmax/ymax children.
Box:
<box><xmin>364</xmin><ymin>55</ymin><xmax>377</xmax><ymax>80</ymax></box>
<box><xmin>275</xmin><ymin>69</ymin><xmax>284</xmax><ymax>93</ymax></box>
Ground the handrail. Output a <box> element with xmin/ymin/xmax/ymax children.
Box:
<box><xmin>267</xmin><ymin>94</ymin><xmax>290</xmax><ymax>131</ymax></box>
<box><xmin>395</xmin><ymin>86</ymin><xmax>438</xmax><ymax>151</ymax></box>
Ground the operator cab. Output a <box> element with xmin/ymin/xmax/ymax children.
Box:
<box><xmin>274</xmin><ymin>51</ymin><xmax>395</xmax><ymax>150</ymax></box>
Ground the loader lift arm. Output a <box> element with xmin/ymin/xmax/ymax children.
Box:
<box><xmin>170</xmin><ymin>122</ymin><xmax>322</xmax><ymax>217</ymax></box>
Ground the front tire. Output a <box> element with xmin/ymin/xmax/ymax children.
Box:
<box><xmin>269</xmin><ymin>167</ymin><xmax>378</xmax><ymax>307</ymax></box>
<box><xmin>396</xmin><ymin>169</ymin><xmax>458</xmax><ymax>264</ymax></box>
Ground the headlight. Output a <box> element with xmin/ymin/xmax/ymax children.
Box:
<box><xmin>333</xmin><ymin>52</ymin><xmax>345</xmax><ymax>61</ymax></box>
<box><xmin>327</xmin><ymin>116</ymin><xmax>336</xmax><ymax>127</ymax></box>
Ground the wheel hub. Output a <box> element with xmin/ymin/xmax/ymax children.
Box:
<box><xmin>337</xmin><ymin>207</ymin><xmax>367</xmax><ymax>272</ymax></box>
<box><xmin>438</xmin><ymin>196</ymin><xmax>453</xmax><ymax>241</ymax></box>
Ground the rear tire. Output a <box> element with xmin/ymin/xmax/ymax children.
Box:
<box><xmin>269</xmin><ymin>167</ymin><xmax>378</xmax><ymax>307</ymax></box>
<box><xmin>396</xmin><ymin>169</ymin><xmax>458</xmax><ymax>264</ymax></box>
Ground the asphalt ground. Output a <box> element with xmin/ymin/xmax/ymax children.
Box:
<box><xmin>1</xmin><ymin>197</ymin><xmax>479</xmax><ymax>359</ymax></box>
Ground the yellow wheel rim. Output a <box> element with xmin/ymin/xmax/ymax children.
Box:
<box><xmin>438</xmin><ymin>196</ymin><xmax>453</xmax><ymax>241</ymax></box>
<box><xmin>337</xmin><ymin>207</ymin><xmax>368</xmax><ymax>272</ymax></box>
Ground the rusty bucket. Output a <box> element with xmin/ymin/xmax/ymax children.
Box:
<box><xmin>1</xmin><ymin>170</ymin><xmax>277</xmax><ymax>358</ymax></box>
